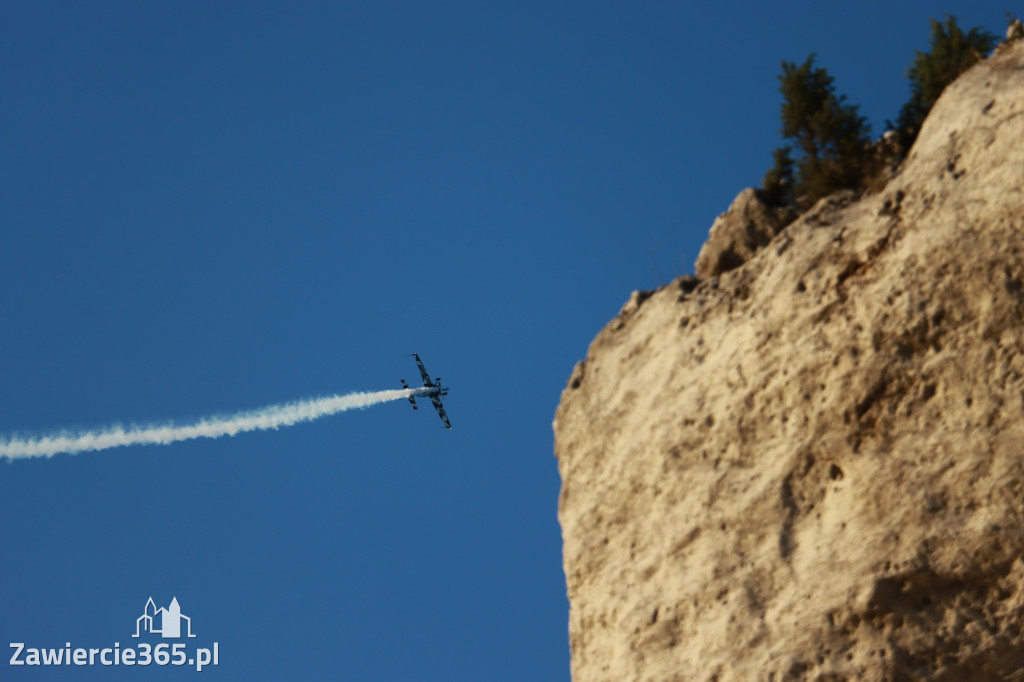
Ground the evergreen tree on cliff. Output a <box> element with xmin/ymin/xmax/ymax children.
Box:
<box><xmin>761</xmin><ymin>146</ymin><xmax>795</xmax><ymax>207</ymax></box>
<box><xmin>762</xmin><ymin>54</ymin><xmax>870</xmax><ymax>208</ymax></box>
<box><xmin>892</xmin><ymin>15</ymin><xmax>998</xmax><ymax>150</ymax></box>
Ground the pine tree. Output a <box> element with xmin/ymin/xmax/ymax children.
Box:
<box><xmin>893</xmin><ymin>15</ymin><xmax>997</xmax><ymax>149</ymax></box>
<box><xmin>761</xmin><ymin>146</ymin><xmax>795</xmax><ymax>207</ymax></box>
<box><xmin>765</xmin><ymin>54</ymin><xmax>871</xmax><ymax>207</ymax></box>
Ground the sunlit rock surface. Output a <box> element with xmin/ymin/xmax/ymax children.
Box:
<box><xmin>555</xmin><ymin>39</ymin><xmax>1024</xmax><ymax>682</ymax></box>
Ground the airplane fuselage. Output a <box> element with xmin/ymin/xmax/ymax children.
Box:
<box><xmin>401</xmin><ymin>354</ymin><xmax>451</xmax><ymax>428</ymax></box>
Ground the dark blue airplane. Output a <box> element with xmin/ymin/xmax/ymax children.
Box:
<box><xmin>400</xmin><ymin>353</ymin><xmax>451</xmax><ymax>429</ymax></box>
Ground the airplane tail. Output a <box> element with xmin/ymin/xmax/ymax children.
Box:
<box><xmin>400</xmin><ymin>379</ymin><xmax>418</xmax><ymax>410</ymax></box>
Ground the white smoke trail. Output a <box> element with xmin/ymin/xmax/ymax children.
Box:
<box><xmin>0</xmin><ymin>387</ymin><xmax>426</xmax><ymax>460</ymax></box>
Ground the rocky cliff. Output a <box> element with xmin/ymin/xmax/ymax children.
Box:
<box><xmin>554</xmin><ymin>38</ymin><xmax>1024</xmax><ymax>681</ymax></box>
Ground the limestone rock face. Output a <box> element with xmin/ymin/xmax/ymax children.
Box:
<box><xmin>554</xmin><ymin>41</ymin><xmax>1024</xmax><ymax>682</ymax></box>
<box><xmin>694</xmin><ymin>187</ymin><xmax>793</xmax><ymax>279</ymax></box>
<box><xmin>1007</xmin><ymin>18</ymin><xmax>1023</xmax><ymax>42</ymax></box>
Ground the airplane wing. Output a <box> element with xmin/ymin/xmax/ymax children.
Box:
<box><xmin>431</xmin><ymin>396</ymin><xmax>452</xmax><ymax>429</ymax></box>
<box><xmin>413</xmin><ymin>353</ymin><xmax>433</xmax><ymax>386</ymax></box>
<box><xmin>400</xmin><ymin>379</ymin><xmax>418</xmax><ymax>410</ymax></box>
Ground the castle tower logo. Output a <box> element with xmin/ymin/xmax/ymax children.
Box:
<box><xmin>133</xmin><ymin>597</ymin><xmax>197</xmax><ymax>639</ymax></box>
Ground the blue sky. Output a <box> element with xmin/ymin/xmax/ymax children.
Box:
<box><xmin>0</xmin><ymin>2</ymin><xmax>1008</xmax><ymax>679</ymax></box>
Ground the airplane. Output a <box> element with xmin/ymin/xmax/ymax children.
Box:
<box><xmin>400</xmin><ymin>353</ymin><xmax>451</xmax><ymax>429</ymax></box>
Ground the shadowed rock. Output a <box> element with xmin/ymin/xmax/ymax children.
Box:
<box><xmin>694</xmin><ymin>187</ymin><xmax>795</xmax><ymax>279</ymax></box>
